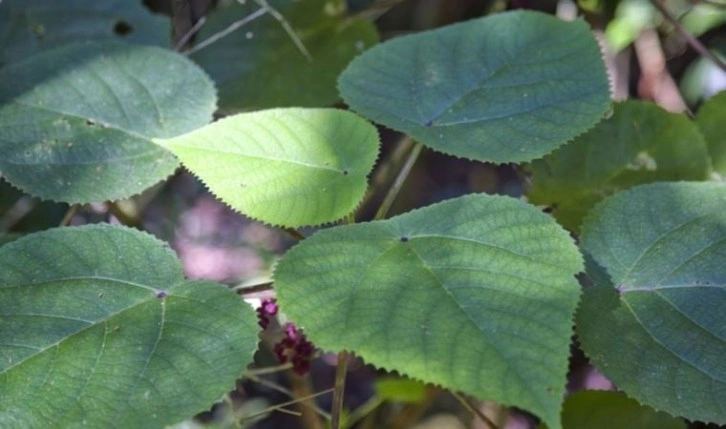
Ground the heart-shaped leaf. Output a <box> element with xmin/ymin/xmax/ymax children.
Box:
<box><xmin>0</xmin><ymin>0</ymin><xmax>170</xmax><ymax>68</ymax></box>
<box><xmin>577</xmin><ymin>182</ymin><xmax>726</xmax><ymax>424</ymax></box>
<box><xmin>274</xmin><ymin>194</ymin><xmax>583</xmax><ymax>429</ymax></box>
<box><xmin>0</xmin><ymin>224</ymin><xmax>258</xmax><ymax>428</ymax></box>
<box><xmin>155</xmin><ymin>108</ymin><xmax>379</xmax><ymax>228</ymax></box>
<box><xmin>338</xmin><ymin>10</ymin><xmax>611</xmax><ymax>163</ymax></box>
<box><xmin>528</xmin><ymin>101</ymin><xmax>711</xmax><ymax>231</ymax></box>
<box><xmin>0</xmin><ymin>41</ymin><xmax>216</xmax><ymax>203</ymax></box>
<box><xmin>192</xmin><ymin>0</ymin><xmax>378</xmax><ymax>110</ymax></box>
<box><xmin>696</xmin><ymin>90</ymin><xmax>726</xmax><ymax>176</ymax></box>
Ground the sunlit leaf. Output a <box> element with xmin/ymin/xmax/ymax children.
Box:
<box><xmin>156</xmin><ymin>108</ymin><xmax>379</xmax><ymax>227</ymax></box>
<box><xmin>275</xmin><ymin>194</ymin><xmax>583</xmax><ymax>428</ymax></box>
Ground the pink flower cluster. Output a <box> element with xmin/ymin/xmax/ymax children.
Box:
<box><xmin>257</xmin><ymin>298</ymin><xmax>315</xmax><ymax>375</ymax></box>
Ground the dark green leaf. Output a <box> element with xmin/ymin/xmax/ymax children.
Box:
<box><xmin>0</xmin><ymin>224</ymin><xmax>258</xmax><ymax>428</ymax></box>
<box><xmin>578</xmin><ymin>182</ymin><xmax>726</xmax><ymax>424</ymax></box>
<box><xmin>529</xmin><ymin>101</ymin><xmax>711</xmax><ymax>231</ymax></box>
<box><xmin>0</xmin><ymin>0</ymin><xmax>169</xmax><ymax>68</ymax></box>
<box><xmin>338</xmin><ymin>11</ymin><xmax>611</xmax><ymax>163</ymax></box>
<box><xmin>696</xmin><ymin>90</ymin><xmax>726</xmax><ymax>176</ymax></box>
<box><xmin>0</xmin><ymin>41</ymin><xmax>216</xmax><ymax>203</ymax></box>
<box><xmin>192</xmin><ymin>0</ymin><xmax>378</xmax><ymax>110</ymax></box>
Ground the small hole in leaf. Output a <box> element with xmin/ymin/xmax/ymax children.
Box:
<box><xmin>400</xmin><ymin>236</ymin><xmax>409</xmax><ymax>243</ymax></box>
<box><xmin>155</xmin><ymin>290</ymin><xmax>167</xmax><ymax>299</ymax></box>
<box><xmin>86</xmin><ymin>119</ymin><xmax>96</xmax><ymax>126</ymax></box>
<box><xmin>424</xmin><ymin>119</ymin><xmax>433</xmax><ymax>127</ymax></box>
<box><xmin>342</xmin><ymin>170</ymin><xmax>349</xmax><ymax>176</ymax></box>
<box><xmin>113</xmin><ymin>21</ymin><xmax>133</xmax><ymax>36</ymax></box>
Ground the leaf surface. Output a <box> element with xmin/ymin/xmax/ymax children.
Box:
<box><xmin>696</xmin><ymin>90</ymin><xmax>726</xmax><ymax>176</ymax></box>
<box><xmin>528</xmin><ymin>101</ymin><xmax>711</xmax><ymax>231</ymax></box>
<box><xmin>0</xmin><ymin>224</ymin><xmax>258</xmax><ymax>428</ymax></box>
<box><xmin>338</xmin><ymin>11</ymin><xmax>611</xmax><ymax>163</ymax></box>
<box><xmin>0</xmin><ymin>0</ymin><xmax>169</xmax><ymax>67</ymax></box>
<box><xmin>0</xmin><ymin>41</ymin><xmax>216</xmax><ymax>203</ymax></box>
<box><xmin>156</xmin><ymin>108</ymin><xmax>379</xmax><ymax>227</ymax></box>
<box><xmin>192</xmin><ymin>0</ymin><xmax>378</xmax><ymax>109</ymax></box>
<box><xmin>274</xmin><ymin>194</ymin><xmax>583</xmax><ymax>428</ymax></box>
<box><xmin>577</xmin><ymin>182</ymin><xmax>726</xmax><ymax>424</ymax></box>
<box><xmin>555</xmin><ymin>391</ymin><xmax>686</xmax><ymax>429</ymax></box>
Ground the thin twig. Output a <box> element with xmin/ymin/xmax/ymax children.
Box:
<box><xmin>359</xmin><ymin>135</ymin><xmax>415</xmax><ymax>214</ymax></box>
<box><xmin>0</xmin><ymin>196</ymin><xmax>37</xmax><ymax>231</ymax></box>
<box><xmin>290</xmin><ymin>374</ymin><xmax>328</xmax><ymax>429</ymax></box>
<box><xmin>107</xmin><ymin>201</ymin><xmax>141</xmax><ymax>227</ymax></box>
<box><xmin>240</xmin><ymin>387</ymin><xmax>334</xmax><ymax>422</ymax></box>
<box><xmin>252</xmin><ymin>0</ymin><xmax>312</xmax><ymax>62</ymax></box>
<box><xmin>650</xmin><ymin>0</ymin><xmax>726</xmax><ymax>72</ymax></box>
<box><xmin>330</xmin><ymin>352</ymin><xmax>349</xmax><ymax>429</ymax></box>
<box><xmin>59</xmin><ymin>204</ymin><xmax>79</xmax><ymax>227</ymax></box>
<box><xmin>451</xmin><ymin>392</ymin><xmax>498</xmax><ymax>429</ymax></box>
<box><xmin>246</xmin><ymin>362</ymin><xmax>293</xmax><ymax>376</ymax></box>
<box><xmin>183</xmin><ymin>7</ymin><xmax>267</xmax><ymax>55</ymax></box>
<box><xmin>245</xmin><ymin>374</ymin><xmax>332</xmax><ymax>419</ymax></box>
<box><xmin>234</xmin><ymin>281</ymin><xmax>273</xmax><ymax>295</ymax></box>
<box><xmin>174</xmin><ymin>16</ymin><xmax>207</xmax><ymax>52</ymax></box>
<box><xmin>373</xmin><ymin>142</ymin><xmax>423</xmax><ymax>221</ymax></box>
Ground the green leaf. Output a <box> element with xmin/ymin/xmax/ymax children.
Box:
<box><xmin>375</xmin><ymin>377</ymin><xmax>428</xmax><ymax>403</ymax></box>
<box><xmin>0</xmin><ymin>41</ymin><xmax>216</xmax><ymax>203</ymax></box>
<box><xmin>0</xmin><ymin>0</ymin><xmax>169</xmax><ymax>68</ymax></box>
<box><xmin>192</xmin><ymin>0</ymin><xmax>378</xmax><ymax>110</ymax></box>
<box><xmin>556</xmin><ymin>391</ymin><xmax>686</xmax><ymax>429</ymax></box>
<box><xmin>577</xmin><ymin>182</ymin><xmax>726</xmax><ymax>424</ymax></box>
<box><xmin>528</xmin><ymin>101</ymin><xmax>711</xmax><ymax>231</ymax></box>
<box><xmin>0</xmin><ymin>224</ymin><xmax>258</xmax><ymax>428</ymax></box>
<box><xmin>338</xmin><ymin>10</ymin><xmax>611</xmax><ymax>163</ymax></box>
<box><xmin>696</xmin><ymin>90</ymin><xmax>726</xmax><ymax>176</ymax></box>
<box><xmin>156</xmin><ymin>108</ymin><xmax>379</xmax><ymax>228</ymax></box>
<box><xmin>274</xmin><ymin>194</ymin><xmax>583</xmax><ymax>429</ymax></box>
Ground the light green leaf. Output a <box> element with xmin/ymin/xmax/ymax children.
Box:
<box><xmin>0</xmin><ymin>224</ymin><xmax>258</xmax><ymax>429</ymax></box>
<box><xmin>528</xmin><ymin>101</ymin><xmax>711</xmax><ymax>231</ymax></box>
<box><xmin>555</xmin><ymin>391</ymin><xmax>686</xmax><ymax>429</ymax></box>
<box><xmin>375</xmin><ymin>377</ymin><xmax>428</xmax><ymax>403</ymax></box>
<box><xmin>274</xmin><ymin>194</ymin><xmax>583</xmax><ymax>429</ymax></box>
<box><xmin>192</xmin><ymin>0</ymin><xmax>378</xmax><ymax>110</ymax></box>
<box><xmin>156</xmin><ymin>108</ymin><xmax>379</xmax><ymax>228</ymax></box>
<box><xmin>577</xmin><ymin>182</ymin><xmax>726</xmax><ymax>424</ymax></box>
<box><xmin>0</xmin><ymin>41</ymin><xmax>216</xmax><ymax>203</ymax></box>
<box><xmin>0</xmin><ymin>0</ymin><xmax>169</xmax><ymax>68</ymax></box>
<box><xmin>338</xmin><ymin>10</ymin><xmax>611</xmax><ymax>163</ymax></box>
<box><xmin>696</xmin><ymin>90</ymin><xmax>726</xmax><ymax>176</ymax></box>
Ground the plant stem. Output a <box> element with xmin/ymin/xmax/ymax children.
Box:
<box><xmin>649</xmin><ymin>0</ymin><xmax>726</xmax><ymax>72</ymax></box>
<box><xmin>330</xmin><ymin>351</ymin><xmax>349</xmax><ymax>429</ymax></box>
<box><xmin>290</xmin><ymin>373</ymin><xmax>327</xmax><ymax>429</ymax></box>
<box><xmin>59</xmin><ymin>204</ymin><xmax>79</xmax><ymax>227</ymax></box>
<box><xmin>451</xmin><ymin>392</ymin><xmax>498</xmax><ymax>429</ymax></box>
<box><xmin>234</xmin><ymin>281</ymin><xmax>273</xmax><ymax>295</ymax></box>
<box><xmin>246</xmin><ymin>373</ymin><xmax>332</xmax><ymax>419</ymax></box>
<box><xmin>184</xmin><ymin>7</ymin><xmax>266</xmax><ymax>55</ymax></box>
<box><xmin>360</xmin><ymin>135</ymin><xmax>415</xmax><ymax>213</ymax></box>
<box><xmin>282</xmin><ymin>227</ymin><xmax>306</xmax><ymax>241</ymax></box>
<box><xmin>107</xmin><ymin>201</ymin><xmax>141</xmax><ymax>227</ymax></box>
<box><xmin>374</xmin><ymin>142</ymin><xmax>423</xmax><ymax>221</ymax></box>
<box><xmin>0</xmin><ymin>196</ymin><xmax>37</xmax><ymax>231</ymax></box>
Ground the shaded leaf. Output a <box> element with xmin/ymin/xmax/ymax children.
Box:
<box><xmin>554</xmin><ymin>391</ymin><xmax>686</xmax><ymax>429</ymax></box>
<box><xmin>274</xmin><ymin>194</ymin><xmax>583</xmax><ymax>429</ymax></box>
<box><xmin>577</xmin><ymin>182</ymin><xmax>726</xmax><ymax>424</ymax></box>
<box><xmin>0</xmin><ymin>0</ymin><xmax>169</xmax><ymax>68</ymax></box>
<box><xmin>0</xmin><ymin>224</ymin><xmax>258</xmax><ymax>428</ymax></box>
<box><xmin>696</xmin><ymin>90</ymin><xmax>726</xmax><ymax>176</ymax></box>
<box><xmin>0</xmin><ymin>41</ymin><xmax>216</xmax><ymax>203</ymax></box>
<box><xmin>338</xmin><ymin>10</ymin><xmax>611</xmax><ymax>163</ymax></box>
<box><xmin>192</xmin><ymin>0</ymin><xmax>378</xmax><ymax>110</ymax></box>
<box><xmin>529</xmin><ymin>101</ymin><xmax>711</xmax><ymax>231</ymax></box>
<box><xmin>156</xmin><ymin>108</ymin><xmax>379</xmax><ymax>228</ymax></box>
